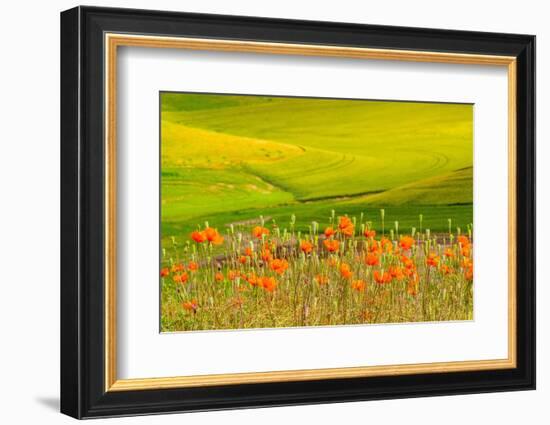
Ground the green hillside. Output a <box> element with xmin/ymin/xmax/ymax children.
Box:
<box><xmin>160</xmin><ymin>92</ymin><xmax>473</xmax><ymax>237</ymax></box>
<box><xmin>350</xmin><ymin>167</ymin><xmax>474</xmax><ymax>206</ymax></box>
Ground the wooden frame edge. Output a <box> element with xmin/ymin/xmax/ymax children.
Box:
<box><xmin>108</xmin><ymin>358</ymin><xmax>516</xmax><ymax>391</ymax></box>
<box><xmin>105</xmin><ymin>32</ymin><xmax>118</xmax><ymax>391</ymax></box>
<box><xmin>507</xmin><ymin>59</ymin><xmax>518</xmax><ymax>369</ymax></box>
<box><xmin>104</xmin><ymin>33</ymin><xmax>518</xmax><ymax>392</ymax></box>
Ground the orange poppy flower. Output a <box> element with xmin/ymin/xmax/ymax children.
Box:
<box><xmin>323</xmin><ymin>239</ymin><xmax>340</xmax><ymax>252</ymax></box>
<box><xmin>369</xmin><ymin>240</ymin><xmax>382</xmax><ymax>254</ymax></box>
<box><xmin>215</xmin><ymin>272</ymin><xmax>224</xmax><ymax>282</ymax></box>
<box><xmin>239</xmin><ymin>255</ymin><xmax>248</xmax><ymax>264</ymax></box>
<box><xmin>461</xmin><ymin>257</ymin><xmax>472</xmax><ymax>267</ymax></box>
<box><xmin>204</xmin><ymin>227</ymin><xmax>217</xmax><ymax>241</ymax></box>
<box><xmin>426</xmin><ymin>253</ymin><xmax>440</xmax><ymax>267</ymax></box>
<box><xmin>315</xmin><ymin>274</ymin><xmax>329</xmax><ymax>286</ymax></box>
<box><xmin>204</xmin><ymin>227</ymin><xmax>224</xmax><ymax>245</ymax></box>
<box><xmin>260</xmin><ymin>276</ymin><xmax>278</xmax><ymax>292</ymax></box>
<box><xmin>374</xmin><ymin>270</ymin><xmax>392</xmax><ymax>284</ymax></box>
<box><xmin>403</xmin><ymin>266</ymin><xmax>415</xmax><ymax>277</ymax></box>
<box><xmin>380</xmin><ymin>237</ymin><xmax>393</xmax><ymax>253</ymax></box>
<box><xmin>458</xmin><ymin>235</ymin><xmax>470</xmax><ymax>247</ymax></box>
<box><xmin>461</xmin><ymin>246</ymin><xmax>471</xmax><ymax>257</ymax></box>
<box><xmin>400</xmin><ymin>255</ymin><xmax>415</xmax><ymax>269</ymax></box>
<box><xmin>399</xmin><ymin>235</ymin><xmax>415</xmax><ymax>250</ymax></box>
<box><xmin>191</xmin><ymin>230</ymin><xmax>207</xmax><ymax>243</ymax></box>
<box><xmin>340</xmin><ymin>263</ymin><xmax>353</xmax><ymax>279</ymax></box>
<box><xmin>171</xmin><ymin>263</ymin><xmax>185</xmax><ymax>273</ymax></box>
<box><xmin>228</xmin><ymin>270</ymin><xmax>239</xmax><ymax>281</ymax></box>
<box><xmin>338</xmin><ymin>216</ymin><xmax>355</xmax><ymax>237</ymax></box>
<box><xmin>173</xmin><ymin>272</ymin><xmax>189</xmax><ymax>284</ymax></box>
<box><xmin>261</xmin><ymin>249</ymin><xmax>272</xmax><ymax>262</ymax></box>
<box><xmin>365</xmin><ymin>252</ymin><xmax>380</xmax><ymax>266</ymax></box>
<box><xmin>351</xmin><ymin>279</ymin><xmax>366</xmax><ymax>291</ymax></box>
<box><xmin>324</xmin><ymin>226</ymin><xmax>336</xmax><ymax>238</ymax></box>
<box><xmin>464</xmin><ymin>262</ymin><xmax>474</xmax><ymax>281</ymax></box>
<box><xmin>341</xmin><ymin>225</ymin><xmax>355</xmax><ymax>237</ymax></box>
<box><xmin>182</xmin><ymin>299</ymin><xmax>198</xmax><ymax>312</ymax></box>
<box><xmin>252</xmin><ymin>226</ymin><xmax>270</xmax><ymax>239</ymax></box>
<box><xmin>270</xmin><ymin>258</ymin><xmax>289</xmax><ymax>275</ymax></box>
<box><xmin>338</xmin><ymin>216</ymin><xmax>353</xmax><ymax>228</ymax></box>
<box><xmin>461</xmin><ymin>260</ymin><xmax>473</xmax><ymax>282</ymax></box>
<box><xmin>300</xmin><ymin>240</ymin><xmax>314</xmax><ymax>254</ymax></box>
<box><xmin>431</xmin><ymin>253</ymin><xmax>444</xmax><ymax>267</ymax></box>
<box><xmin>373</xmin><ymin>270</ymin><xmax>392</xmax><ymax>284</ymax></box>
<box><xmin>160</xmin><ymin>267</ymin><xmax>170</xmax><ymax>277</ymax></box>
<box><xmin>364</xmin><ymin>229</ymin><xmax>376</xmax><ymax>238</ymax></box>
<box><xmin>244</xmin><ymin>247</ymin><xmax>253</xmax><ymax>257</ymax></box>
<box><xmin>188</xmin><ymin>261</ymin><xmax>199</xmax><ymax>271</ymax></box>
<box><xmin>389</xmin><ymin>266</ymin><xmax>405</xmax><ymax>280</ymax></box>
<box><xmin>246</xmin><ymin>274</ymin><xmax>259</xmax><ymax>286</ymax></box>
<box><xmin>440</xmin><ymin>265</ymin><xmax>453</xmax><ymax>275</ymax></box>
<box><xmin>444</xmin><ymin>248</ymin><xmax>455</xmax><ymax>258</ymax></box>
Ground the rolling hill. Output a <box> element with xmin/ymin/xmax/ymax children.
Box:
<box><xmin>160</xmin><ymin>92</ymin><xmax>473</xmax><ymax>236</ymax></box>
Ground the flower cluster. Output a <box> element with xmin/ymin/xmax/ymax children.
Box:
<box><xmin>161</xmin><ymin>212</ymin><xmax>474</xmax><ymax>330</ymax></box>
<box><xmin>190</xmin><ymin>227</ymin><xmax>224</xmax><ymax>245</ymax></box>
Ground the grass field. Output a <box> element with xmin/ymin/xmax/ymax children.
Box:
<box><xmin>160</xmin><ymin>92</ymin><xmax>473</xmax><ymax>332</ymax></box>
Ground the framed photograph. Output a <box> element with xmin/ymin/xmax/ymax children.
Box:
<box><xmin>60</xmin><ymin>6</ymin><xmax>535</xmax><ymax>419</ymax></box>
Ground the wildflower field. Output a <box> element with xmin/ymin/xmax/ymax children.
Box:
<box><xmin>160</xmin><ymin>93</ymin><xmax>473</xmax><ymax>332</ymax></box>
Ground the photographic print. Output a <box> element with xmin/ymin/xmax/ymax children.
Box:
<box><xmin>160</xmin><ymin>92</ymin><xmax>474</xmax><ymax>332</ymax></box>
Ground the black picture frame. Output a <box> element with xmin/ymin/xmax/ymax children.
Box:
<box><xmin>61</xmin><ymin>5</ymin><xmax>535</xmax><ymax>419</ymax></box>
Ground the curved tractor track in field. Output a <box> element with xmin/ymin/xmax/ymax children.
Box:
<box><xmin>243</xmin><ymin>141</ymin><xmax>460</xmax><ymax>203</ymax></box>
